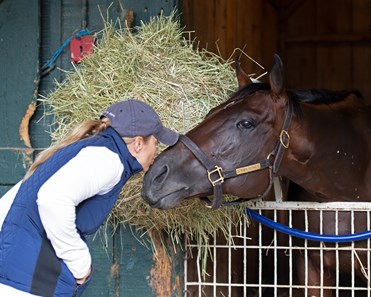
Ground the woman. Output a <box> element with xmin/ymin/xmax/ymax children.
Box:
<box><xmin>0</xmin><ymin>99</ymin><xmax>178</xmax><ymax>297</ymax></box>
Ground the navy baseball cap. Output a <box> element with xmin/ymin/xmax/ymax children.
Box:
<box><xmin>101</xmin><ymin>99</ymin><xmax>179</xmax><ymax>146</ymax></box>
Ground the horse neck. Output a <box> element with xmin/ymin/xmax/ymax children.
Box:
<box><xmin>279</xmin><ymin>102</ymin><xmax>371</xmax><ymax>202</ymax></box>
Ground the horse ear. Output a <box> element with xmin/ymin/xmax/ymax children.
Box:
<box><xmin>236</xmin><ymin>55</ymin><xmax>251</xmax><ymax>89</ymax></box>
<box><xmin>268</xmin><ymin>54</ymin><xmax>285</xmax><ymax>99</ymax></box>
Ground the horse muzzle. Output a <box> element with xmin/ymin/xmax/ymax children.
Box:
<box><xmin>141</xmin><ymin>185</ymin><xmax>191</xmax><ymax>209</ymax></box>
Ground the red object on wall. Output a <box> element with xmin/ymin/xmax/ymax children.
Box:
<box><xmin>70</xmin><ymin>35</ymin><xmax>94</xmax><ymax>63</ymax></box>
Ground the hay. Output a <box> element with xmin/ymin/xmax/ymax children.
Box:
<box><xmin>43</xmin><ymin>12</ymin><xmax>248</xmax><ymax>264</ymax></box>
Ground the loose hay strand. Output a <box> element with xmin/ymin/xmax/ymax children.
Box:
<box><xmin>44</xmin><ymin>11</ymin><xmax>249</xmax><ymax>274</ymax></box>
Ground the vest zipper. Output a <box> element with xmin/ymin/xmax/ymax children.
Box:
<box><xmin>73</xmin><ymin>285</ymin><xmax>79</xmax><ymax>297</ymax></box>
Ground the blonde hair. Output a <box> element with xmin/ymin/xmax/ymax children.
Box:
<box><xmin>24</xmin><ymin>120</ymin><xmax>109</xmax><ymax>180</ymax></box>
<box><xmin>24</xmin><ymin>120</ymin><xmax>154</xmax><ymax>180</ymax></box>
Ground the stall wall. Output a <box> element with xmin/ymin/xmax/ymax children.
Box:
<box><xmin>182</xmin><ymin>0</ymin><xmax>371</xmax><ymax>102</ymax></box>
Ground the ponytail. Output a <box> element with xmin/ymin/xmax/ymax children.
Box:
<box><xmin>24</xmin><ymin>120</ymin><xmax>109</xmax><ymax>180</ymax></box>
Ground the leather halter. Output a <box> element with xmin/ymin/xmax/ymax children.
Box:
<box><xmin>179</xmin><ymin>99</ymin><xmax>293</xmax><ymax>209</ymax></box>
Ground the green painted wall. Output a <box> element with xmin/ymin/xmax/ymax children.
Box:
<box><xmin>0</xmin><ymin>0</ymin><xmax>183</xmax><ymax>296</ymax></box>
<box><xmin>0</xmin><ymin>0</ymin><xmax>39</xmax><ymax>192</ymax></box>
<box><xmin>84</xmin><ymin>225</ymin><xmax>158</xmax><ymax>297</ymax></box>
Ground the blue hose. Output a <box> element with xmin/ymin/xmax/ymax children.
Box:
<box><xmin>245</xmin><ymin>208</ymin><xmax>371</xmax><ymax>243</ymax></box>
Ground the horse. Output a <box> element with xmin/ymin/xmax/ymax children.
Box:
<box><xmin>141</xmin><ymin>54</ymin><xmax>371</xmax><ymax>296</ymax></box>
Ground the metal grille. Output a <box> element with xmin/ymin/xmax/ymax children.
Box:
<box><xmin>184</xmin><ymin>201</ymin><xmax>371</xmax><ymax>297</ymax></box>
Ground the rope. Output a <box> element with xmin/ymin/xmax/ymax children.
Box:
<box><xmin>245</xmin><ymin>208</ymin><xmax>371</xmax><ymax>243</ymax></box>
<box><xmin>41</xmin><ymin>28</ymin><xmax>93</xmax><ymax>76</ymax></box>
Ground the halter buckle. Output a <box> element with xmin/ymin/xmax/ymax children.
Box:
<box><xmin>207</xmin><ymin>165</ymin><xmax>224</xmax><ymax>186</ymax></box>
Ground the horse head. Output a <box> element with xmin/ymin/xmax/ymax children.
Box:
<box><xmin>141</xmin><ymin>54</ymin><xmax>293</xmax><ymax>209</ymax></box>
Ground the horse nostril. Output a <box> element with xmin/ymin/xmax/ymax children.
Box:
<box><xmin>153</xmin><ymin>164</ymin><xmax>169</xmax><ymax>189</ymax></box>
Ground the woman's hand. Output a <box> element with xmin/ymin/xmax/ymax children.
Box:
<box><xmin>76</xmin><ymin>266</ymin><xmax>92</xmax><ymax>285</ymax></box>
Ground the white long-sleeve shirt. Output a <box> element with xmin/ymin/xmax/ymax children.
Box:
<box><xmin>0</xmin><ymin>146</ymin><xmax>124</xmax><ymax>296</ymax></box>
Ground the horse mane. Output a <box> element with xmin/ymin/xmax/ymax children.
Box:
<box><xmin>230</xmin><ymin>83</ymin><xmax>363</xmax><ymax>120</ymax></box>
<box><xmin>233</xmin><ymin>82</ymin><xmax>362</xmax><ymax>104</ymax></box>
<box><xmin>287</xmin><ymin>88</ymin><xmax>363</xmax><ymax>104</ymax></box>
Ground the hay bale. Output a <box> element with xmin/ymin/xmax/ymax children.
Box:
<box><xmin>43</xmin><ymin>12</ymin><xmax>247</xmax><ymax>259</ymax></box>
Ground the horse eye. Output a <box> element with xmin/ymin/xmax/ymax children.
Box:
<box><xmin>237</xmin><ymin>119</ymin><xmax>254</xmax><ymax>130</ymax></box>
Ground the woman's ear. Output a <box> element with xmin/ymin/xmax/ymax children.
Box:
<box><xmin>133</xmin><ymin>136</ymin><xmax>144</xmax><ymax>153</ymax></box>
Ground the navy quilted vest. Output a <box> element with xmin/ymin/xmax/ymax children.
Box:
<box><xmin>0</xmin><ymin>128</ymin><xmax>142</xmax><ymax>296</ymax></box>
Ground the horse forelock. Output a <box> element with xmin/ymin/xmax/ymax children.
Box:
<box><xmin>204</xmin><ymin>83</ymin><xmax>271</xmax><ymax>118</ymax></box>
<box><xmin>220</xmin><ymin>83</ymin><xmax>302</xmax><ymax>121</ymax></box>
<box><xmin>224</xmin><ymin>83</ymin><xmax>271</xmax><ymax>108</ymax></box>
<box><xmin>234</xmin><ymin>82</ymin><xmax>271</xmax><ymax>100</ymax></box>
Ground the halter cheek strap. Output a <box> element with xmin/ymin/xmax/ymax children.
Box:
<box><xmin>179</xmin><ymin>136</ymin><xmax>224</xmax><ymax>209</ymax></box>
<box><xmin>178</xmin><ymin>99</ymin><xmax>293</xmax><ymax>209</ymax></box>
<box><xmin>272</xmin><ymin>99</ymin><xmax>293</xmax><ymax>174</ymax></box>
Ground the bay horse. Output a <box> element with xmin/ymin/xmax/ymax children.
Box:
<box><xmin>142</xmin><ymin>54</ymin><xmax>371</xmax><ymax>296</ymax></box>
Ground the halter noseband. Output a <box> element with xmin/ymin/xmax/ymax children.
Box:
<box><xmin>179</xmin><ymin>99</ymin><xmax>293</xmax><ymax>209</ymax></box>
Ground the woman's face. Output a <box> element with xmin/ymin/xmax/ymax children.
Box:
<box><xmin>127</xmin><ymin>135</ymin><xmax>158</xmax><ymax>172</ymax></box>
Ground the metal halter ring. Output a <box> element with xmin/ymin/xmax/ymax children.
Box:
<box><xmin>280</xmin><ymin>130</ymin><xmax>290</xmax><ymax>148</ymax></box>
<box><xmin>207</xmin><ymin>165</ymin><xmax>224</xmax><ymax>186</ymax></box>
